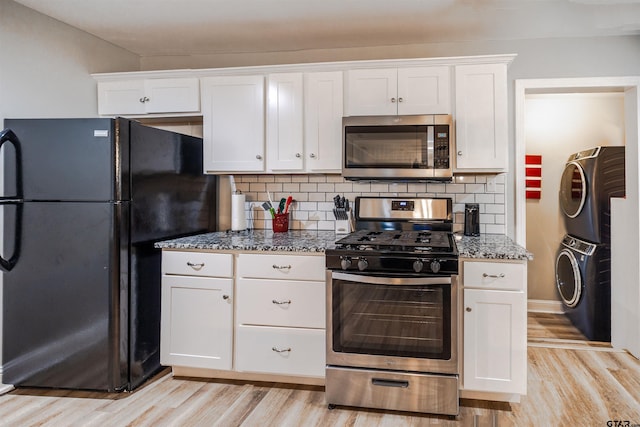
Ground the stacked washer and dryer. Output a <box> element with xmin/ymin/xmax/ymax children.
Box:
<box><xmin>556</xmin><ymin>146</ymin><xmax>625</xmax><ymax>341</ymax></box>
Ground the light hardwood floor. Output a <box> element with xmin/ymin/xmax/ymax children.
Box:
<box><xmin>1</xmin><ymin>313</ymin><xmax>639</xmax><ymax>426</ymax></box>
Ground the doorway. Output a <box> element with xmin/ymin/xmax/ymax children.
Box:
<box><xmin>514</xmin><ymin>76</ymin><xmax>640</xmax><ymax>356</ymax></box>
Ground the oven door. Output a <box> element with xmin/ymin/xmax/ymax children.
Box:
<box><xmin>327</xmin><ymin>271</ymin><xmax>458</xmax><ymax>375</ymax></box>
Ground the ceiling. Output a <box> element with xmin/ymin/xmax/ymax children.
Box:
<box><xmin>13</xmin><ymin>0</ymin><xmax>640</xmax><ymax>57</ymax></box>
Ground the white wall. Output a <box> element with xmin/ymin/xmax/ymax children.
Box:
<box><xmin>0</xmin><ymin>0</ymin><xmax>140</xmax><ymax>388</ymax></box>
<box><xmin>524</xmin><ymin>93</ymin><xmax>625</xmax><ymax>301</ymax></box>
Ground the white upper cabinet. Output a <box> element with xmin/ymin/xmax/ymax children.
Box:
<box><xmin>266</xmin><ymin>71</ymin><xmax>343</xmax><ymax>173</ymax></box>
<box><xmin>454</xmin><ymin>63</ymin><xmax>508</xmax><ymax>172</ymax></box>
<box><xmin>266</xmin><ymin>73</ymin><xmax>304</xmax><ymax>171</ymax></box>
<box><xmin>201</xmin><ymin>75</ymin><xmax>265</xmax><ymax>173</ymax></box>
<box><xmin>304</xmin><ymin>71</ymin><xmax>343</xmax><ymax>172</ymax></box>
<box><xmin>346</xmin><ymin>66</ymin><xmax>451</xmax><ymax>116</ymax></box>
<box><xmin>97</xmin><ymin>78</ymin><xmax>200</xmax><ymax>116</ymax></box>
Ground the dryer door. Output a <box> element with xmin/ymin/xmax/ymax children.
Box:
<box><xmin>560</xmin><ymin>161</ymin><xmax>587</xmax><ymax>218</ymax></box>
<box><xmin>555</xmin><ymin>249</ymin><xmax>582</xmax><ymax>307</ymax></box>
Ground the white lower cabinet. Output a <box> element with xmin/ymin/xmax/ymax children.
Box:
<box><xmin>235</xmin><ymin>253</ymin><xmax>326</xmax><ymax>378</ymax></box>
<box><xmin>160</xmin><ymin>251</ymin><xmax>234</xmax><ymax>370</ymax></box>
<box><xmin>461</xmin><ymin>260</ymin><xmax>527</xmax><ymax>398</ymax></box>
<box><xmin>160</xmin><ymin>250</ymin><xmax>325</xmax><ymax>383</ymax></box>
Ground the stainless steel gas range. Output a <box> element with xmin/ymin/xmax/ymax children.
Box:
<box><xmin>325</xmin><ymin>197</ymin><xmax>459</xmax><ymax>416</ymax></box>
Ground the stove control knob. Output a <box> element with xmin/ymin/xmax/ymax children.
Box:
<box><xmin>430</xmin><ymin>260</ymin><xmax>441</xmax><ymax>274</ymax></box>
<box><xmin>413</xmin><ymin>259</ymin><xmax>424</xmax><ymax>273</ymax></box>
<box><xmin>357</xmin><ymin>258</ymin><xmax>369</xmax><ymax>271</ymax></box>
<box><xmin>340</xmin><ymin>256</ymin><xmax>352</xmax><ymax>270</ymax></box>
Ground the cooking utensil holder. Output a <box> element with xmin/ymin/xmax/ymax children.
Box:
<box><xmin>272</xmin><ymin>213</ymin><xmax>290</xmax><ymax>232</ymax></box>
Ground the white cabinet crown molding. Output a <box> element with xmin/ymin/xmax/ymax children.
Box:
<box><xmin>91</xmin><ymin>54</ymin><xmax>517</xmax><ymax>81</ymax></box>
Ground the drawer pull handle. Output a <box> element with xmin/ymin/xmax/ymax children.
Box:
<box><xmin>372</xmin><ymin>378</ymin><xmax>409</xmax><ymax>388</ymax></box>
<box><xmin>272</xmin><ymin>264</ymin><xmax>292</xmax><ymax>270</ymax></box>
<box><xmin>186</xmin><ymin>262</ymin><xmax>205</xmax><ymax>270</ymax></box>
<box><xmin>272</xmin><ymin>299</ymin><xmax>292</xmax><ymax>305</ymax></box>
<box><xmin>272</xmin><ymin>347</ymin><xmax>291</xmax><ymax>353</ymax></box>
<box><xmin>483</xmin><ymin>273</ymin><xmax>505</xmax><ymax>279</ymax></box>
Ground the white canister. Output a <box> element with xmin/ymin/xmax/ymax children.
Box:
<box><xmin>231</xmin><ymin>191</ymin><xmax>247</xmax><ymax>231</ymax></box>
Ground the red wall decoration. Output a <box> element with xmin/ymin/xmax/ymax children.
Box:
<box><xmin>525</xmin><ymin>155</ymin><xmax>542</xmax><ymax>199</ymax></box>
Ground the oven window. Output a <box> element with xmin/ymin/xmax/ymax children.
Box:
<box><xmin>345</xmin><ymin>125</ymin><xmax>428</xmax><ymax>169</ymax></box>
<box><xmin>332</xmin><ymin>280</ymin><xmax>451</xmax><ymax>359</ymax></box>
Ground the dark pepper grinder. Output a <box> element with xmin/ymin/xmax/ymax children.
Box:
<box><xmin>464</xmin><ymin>203</ymin><xmax>480</xmax><ymax>236</ymax></box>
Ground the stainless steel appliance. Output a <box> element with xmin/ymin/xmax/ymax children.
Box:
<box><xmin>325</xmin><ymin>197</ymin><xmax>459</xmax><ymax>416</ymax></box>
<box><xmin>342</xmin><ymin>115</ymin><xmax>453</xmax><ymax>181</ymax></box>
<box><xmin>0</xmin><ymin>118</ymin><xmax>216</xmax><ymax>391</ymax></box>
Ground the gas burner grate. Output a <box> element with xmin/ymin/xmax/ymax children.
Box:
<box><xmin>335</xmin><ymin>229</ymin><xmax>454</xmax><ymax>253</ymax></box>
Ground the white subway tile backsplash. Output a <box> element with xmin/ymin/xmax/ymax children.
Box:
<box><xmin>240</xmin><ymin>173</ymin><xmax>506</xmax><ymax>232</ymax></box>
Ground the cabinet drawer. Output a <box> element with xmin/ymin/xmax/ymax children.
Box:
<box><xmin>162</xmin><ymin>251</ymin><xmax>233</xmax><ymax>278</ymax></box>
<box><xmin>235</xmin><ymin>325</ymin><xmax>325</xmax><ymax>377</ymax></box>
<box><xmin>463</xmin><ymin>261</ymin><xmax>525</xmax><ymax>291</ymax></box>
<box><xmin>236</xmin><ymin>279</ymin><xmax>325</xmax><ymax>328</ymax></box>
<box><xmin>237</xmin><ymin>253</ymin><xmax>325</xmax><ymax>281</ymax></box>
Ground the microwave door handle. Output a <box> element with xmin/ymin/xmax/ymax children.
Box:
<box><xmin>426</xmin><ymin>126</ymin><xmax>435</xmax><ymax>170</ymax></box>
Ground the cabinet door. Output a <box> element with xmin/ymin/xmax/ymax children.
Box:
<box><xmin>304</xmin><ymin>71</ymin><xmax>343</xmax><ymax>172</ymax></box>
<box><xmin>201</xmin><ymin>75</ymin><xmax>265</xmax><ymax>173</ymax></box>
<box><xmin>463</xmin><ymin>288</ymin><xmax>527</xmax><ymax>394</ymax></box>
<box><xmin>97</xmin><ymin>80</ymin><xmax>146</xmax><ymax>115</ymax></box>
<box><xmin>346</xmin><ymin>69</ymin><xmax>397</xmax><ymax>116</ymax></box>
<box><xmin>397</xmin><ymin>66</ymin><xmax>451</xmax><ymax>115</ymax></box>
<box><xmin>144</xmin><ymin>78</ymin><xmax>200</xmax><ymax>114</ymax></box>
<box><xmin>160</xmin><ymin>275</ymin><xmax>233</xmax><ymax>370</ymax></box>
<box><xmin>267</xmin><ymin>73</ymin><xmax>304</xmax><ymax>171</ymax></box>
<box><xmin>454</xmin><ymin>63</ymin><xmax>508</xmax><ymax>171</ymax></box>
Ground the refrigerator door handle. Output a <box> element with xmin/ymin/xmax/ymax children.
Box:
<box><xmin>0</xmin><ymin>201</ymin><xmax>22</xmax><ymax>272</ymax></box>
<box><xmin>1</xmin><ymin>128</ymin><xmax>24</xmax><ymax>271</ymax></box>
<box><xmin>0</xmin><ymin>128</ymin><xmax>24</xmax><ymax>200</ymax></box>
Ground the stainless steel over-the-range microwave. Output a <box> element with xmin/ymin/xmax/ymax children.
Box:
<box><xmin>342</xmin><ymin>115</ymin><xmax>453</xmax><ymax>181</ymax></box>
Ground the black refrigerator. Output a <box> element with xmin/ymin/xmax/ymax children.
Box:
<box><xmin>0</xmin><ymin>118</ymin><xmax>216</xmax><ymax>391</ymax></box>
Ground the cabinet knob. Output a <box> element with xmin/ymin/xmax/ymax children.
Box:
<box><xmin>309</xmin><ymin>153</ymin><xmax>316</xmax><ymax>159</ymax></box>
<box><xmin>466</xmin><ymin>307</ymin><xmax>472</xmax><ymax>312</ymax></box>
<box><xmin>223</xmin><ymin>295</ymin><xmax>230</xmax><ymax>300</ymax></box>
<box><xmin>398</xmin><ymin>97</ymin><xmax>404</xmax><ymax>103</ymax></box>
<box><xmin>391</xmin><ymin>97</ymin><xmax>397</xmax><ymax>103</ymax></box>
<box><xmin>457</xmin><ymin>151</ymin><xmax>463</xmax><ymax>156</ymax></box>
<box><xmin>295</xmin><ymin>153</ymin><xmax>301</xmax><ymax>158</ymax></box>
<box><xmin>139</xmin><ymin>96</ymin><xmax>149</xmax><ymax>103</ymax></box>
<box><xmin>256</xmin><ymin>154</ymin><xmax>262</xmax><ymax>160</ymax></box>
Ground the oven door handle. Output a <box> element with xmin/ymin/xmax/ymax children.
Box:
<box><xmin>332</xmin><ymin>271</ymin><xmax>451</xmax><ymax>286</ymax></box>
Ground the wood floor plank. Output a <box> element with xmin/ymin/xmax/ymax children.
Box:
<box><xmin>2</xmin><ymin>312</ymin><xmax>640</xmax><ymax>426</ymax></box>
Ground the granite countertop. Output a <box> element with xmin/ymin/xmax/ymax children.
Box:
<box><xmin>455</xmin><ymin>233</ymin><xmax>533</xmax><ymax>261</ymax></box>
<box><xmin>156</xmin><ymin>230</ymin><xmax>532</xmax><ymax>261</ymax></box>
<box><xmin>155</xmin><ymin>230</ymin><xmax>338</xmax><ymax>252</ymax></box>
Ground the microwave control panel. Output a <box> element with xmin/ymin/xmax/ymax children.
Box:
<box><xmin>434</xmin><ymin>125</ymin><xmax>450</xmax><ymax>169</ymax></box>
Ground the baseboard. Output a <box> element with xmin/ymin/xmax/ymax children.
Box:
<box><xmin>528</xmin><ymin>299</ymin><xmax>564</xmax><ymax>314</ymax></box>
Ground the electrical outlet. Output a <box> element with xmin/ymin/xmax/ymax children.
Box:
<box><xmin>486</xmin><ymin>177</ymin><xmax>496</xmax><ymax>193</ymax></box>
